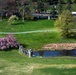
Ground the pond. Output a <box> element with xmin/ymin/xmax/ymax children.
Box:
<box><xmin>33</xmin><ymin>50</ymin><xmax>76</xmax><ymax>57</ymax></box>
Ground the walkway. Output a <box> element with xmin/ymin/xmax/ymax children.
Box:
<box><xmin>0</xmin><ymin>29</ymin><xmax>58</xmax><ymax>34</ymax></box>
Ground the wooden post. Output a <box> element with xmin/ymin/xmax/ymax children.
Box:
<box><xmin>28</xmin><ymin>49</ymin><xmax>32</xmax><ymax>58</ymax></box>
<box><xmin>48</xmin><ymin>15</ymin><xmax>50</xmax><ymax>20</ymax></box>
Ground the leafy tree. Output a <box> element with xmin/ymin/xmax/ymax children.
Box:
<box><xmin>51</xmin><ymin>4</ymin><xmax>57</xmax><ymax>19</ymax></box>
<box><xmin>66</xmin><ymin>0</ymin><xmax>72</xmax><ymax>11</ymax></box>
<box><xmin>67</xmin><ymin>0</ymin><xmax>72</xmax><ymax>3</ymax></box>
<box><xmin>37</xmin><ymin>1</ymin><xmax>45</xmax><ymax>12</ymax></box>
<box><xmin>17</xmin><ymin>0</ymin><xmax>32</xmax><ymax>22</ymax></box>
<box><xmin>0</xmin><ymin>0</ymin><xmax>5</xmax><ymax>21</ymax></box>
<box><xmin>59</xmin><ymin>0</ymin><xmax>65</xmax><ymax>4</ymax></box>
<box><xmin>57</xmin><ymin>0</ymin><xmax>63</xmax><ymax>14</ymax></box>
<box><xmin>54</xmin><ymin>10</ymin><xmax>75</xmax><ymax>38</ymax></box>
<box><xmin>73</xmin><ymin>0</ymin><xmax>76</xmax><ymax>3</ymax></box>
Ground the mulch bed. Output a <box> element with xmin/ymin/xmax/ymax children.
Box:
<box><xmin>43</xmin><ymin>43</ymin><xmax>76</xmax><ymax>50</ymax></box>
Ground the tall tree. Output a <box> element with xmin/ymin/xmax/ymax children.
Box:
<box><xmin>51</xmin><ymin>4</ymin><xmax>57</xmax><ymax>19</ymax></box>
<box><xmin>37</xmin><ymin>0</ymin><xmax>44</xmax><ymax>12</ymax></box>
<box><xmin>55</xmin><ymin>10</ymin><xmax>75</xmax><ymax>38</ymax></box>
<box><xmin>73</xmin><ymin>0</ymin><xmax>76</xmax><ymax>3</ymax></box>
<box><xmin>57</xmin><ymin>0</ymin><xmax>63</xmax><ymax>14</ymax></box>
<box><xmin>67</xmin><ymin>0</ymin><xmax>72</xmax><ymax>3</ymax></box>
<box><xmin>0</xmin><ymin>0</ymin><xmax>6</xmax><ymax>21</ymax></box>
<box><xmin>66</xmin><ymin>0</ymin><xmax>72</xmax><ymax>11</ymax></box>
<box><xmin>17</xmin><ymin>0</ymin><xmax>31</xmax><ymax>22</ymax></box>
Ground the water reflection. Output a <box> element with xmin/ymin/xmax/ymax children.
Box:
<box><xmin>33</xmin><ymin>50</ymin><xmax>76</xmax><ymax>57</ymax></box>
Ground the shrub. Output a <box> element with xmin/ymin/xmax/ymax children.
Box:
<box><xmin>8</xmin><ymin>15</ymin><xmax>18</xmax><ymax>25</ymax></box>
<box><xmin>54</xmin><ymin>10</ymin><xmax>75</xmax><ymax>38</ymax></box>
<box><xmin>0</xmin><ymin>34</ymin><xmax>20</xmax><ymax>50</ymax></box>
<box><xmin>25</xmin><ymin>14</ymin><xmax>34</xmax><ymax>21</ymax></box>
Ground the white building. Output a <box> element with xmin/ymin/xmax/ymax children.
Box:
<box><xmin>72</xmin><ymin>12</ymin><xmax>76</xmax><ymax>16</ymax></box>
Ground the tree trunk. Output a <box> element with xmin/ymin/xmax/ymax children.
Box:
<box><xmin>22</xmin><ymin>8</ymin><xmax>25</xmax><ymax>22</ymax></box>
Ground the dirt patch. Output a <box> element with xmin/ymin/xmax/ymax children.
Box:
<box><xmin>43</xmin><ymin>43</ymin><xmax>76</xmax><ymax>50</ymax></box>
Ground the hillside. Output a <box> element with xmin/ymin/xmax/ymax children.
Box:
<box><xmin>0</xmin><ymin>20</ymin><xmax>76</xmax><ymax>50</ymax></box>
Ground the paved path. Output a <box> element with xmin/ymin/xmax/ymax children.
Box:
<box><xmin>0</xmin><ymin>29</ymin><xmax>58</xmax><ymax>34</ymax></box>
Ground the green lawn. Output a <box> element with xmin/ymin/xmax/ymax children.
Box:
<box><xmin>0</xmin><ymin>50</ymin><xmax>76</xmax><ymax>75</ymax></box>
<box><xmin>0</xmin><ymin>20</ymin><xmax>54</xmax><ymax>32</ymax></box>
<box><xmin>0</xmin><ymin>19</ymin><xmax>76</xmax><ymax>49</ymax></box>
<box><xmin>0</xmin><ymin>2</ymin><xmax>76</xmax><ymax>75</ymax></box>
<box><xmin>0</xmin><ymin>19</ymin><xmax>76</xmax><ymax>75</ymax></box>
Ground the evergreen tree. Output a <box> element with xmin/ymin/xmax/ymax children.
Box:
<box><xmin>55</xmin><ymin>10</ymin><xmax>75</xmax><ymax>38</ymax></box>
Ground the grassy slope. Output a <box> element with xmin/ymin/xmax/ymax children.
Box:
<box><xmin>0</xmin><ymin>20</ymin><xmax>76</xmax><ymax>49</ymax></box>
<box><xmin>0</xmin><ymin>2</ymin><xmax>76</xmax><ymax>75</ymax></box>
<box><xmin>0</xmin><ymin>50</ymin><xmax>76</xmax><ymax>75</ymax></box>
<box><xmin>16</xmin><ymin>32</ymin><xmax>76</xmax><ymax>49</ymax></box>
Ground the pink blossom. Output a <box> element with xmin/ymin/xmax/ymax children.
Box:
<box><xmin>0</xmin><ymin>34</ymin><xmax>20</xmax><ymax>50</ymax></box>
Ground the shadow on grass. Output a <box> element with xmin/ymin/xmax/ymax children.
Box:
<box><xmin>12</xmin><ymin>22</ymin><xmax>25</xmax><ymax>25</ymax></box>
<box><xmin>0</xmin><ymin>48</ymin><xmax>18</xmax><ymax>52</ymax></box>
<box><xmin>32</xmin><ymin>67</ymin><xmax>76</xmax><ymax>75</ymax></box>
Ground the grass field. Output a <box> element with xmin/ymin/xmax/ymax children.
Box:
<box><xmin>0</xmin><ymin>1</ymin><xmax>76</xmax><ymax>75</ymax></box>
<box><xmin>0</xmin><ymin>20</ymin><xmax>54</xmax><ymax>32</ymax></box>
<box><xmin>0</xmin><ymin>50</ymin><xmax>76</xmax><ymax>75</ymax></box>
<box><xmin>0</xmin><ymin>19</ymin><xmax>76</xmax><ymax>75</ymax></box>
<box><xmin>0</xmin><ymin>20</ymin><xmax>76</xmax><ymax>49</ymax></box>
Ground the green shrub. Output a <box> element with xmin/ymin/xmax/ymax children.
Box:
<box><xmin>8</xmin><ymin>15</ymin><xmax>18</xmax><ymax>25</ymax></box>
<box><xmin>54</xmin><ymin>10</ymin><xmax>75</xmax><ymax>38</ymax></box>
<box><xmin>25</xmin><ymin>14</ymin><xmax>34</xmax><ymax>21</ymax></box>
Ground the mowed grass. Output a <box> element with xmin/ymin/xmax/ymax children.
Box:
<box><xmin>0</xmin><ymin>3</ymin><xmax>76</xmax><ymax>75</ymax></box>
<box><xmin>0</xmin><ymin>20</ymin><xmax>76</xmax><ymax>75</ymax></box>
<box><xmin>0</xmin><ymin>50</ymin><xmax>76</xmax><ymax>75</ymax></box>
<box><xmin>1</xmin><ymin>32</ymin><xmax>76</xmax><ymax>49</ymax></box>
<box><xmin>0</xmin><ymin>20</ymin><xmax>54</xmax><ymax>32</ymax></box>
<box><xmin>0</xmin><ymin>19</ymin><xmax>76</xmax><ymax>49</ymax></box>
<box><xmin>15</xmin><ymin>32</ymin><xmax>76</xmax><ymax>49</ymax></box>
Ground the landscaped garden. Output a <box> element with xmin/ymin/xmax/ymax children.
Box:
<box><xmin>0</xmin><ymin>0</ymin><xmax>76</xmax><ymax>74</ymax></box>
<box><xmin>0</xmin><ymin>19</ymin><xmax>76</xmax><ymax>49</ymax></box>
<box><xmin>0</xmin><ymin>18</ymin><xmax>76</xmax><ymax>75</ymax></box>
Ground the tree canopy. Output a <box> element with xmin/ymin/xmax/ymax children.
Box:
<box><xmin>54</xmin><ymin>10</ymin><xmax>76</xmax><ymax>38</ymax></box>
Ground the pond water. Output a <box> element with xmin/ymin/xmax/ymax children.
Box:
<box><xmin>33</xmin><ymin>50</ymin><xmax>76</xmax><ymax>57</ymax></box>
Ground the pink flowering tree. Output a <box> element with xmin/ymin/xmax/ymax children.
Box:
<box><xmin>0</xmin><ymin>34</ymin><xmax>20</xmax><ymax>50</ymax></box>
